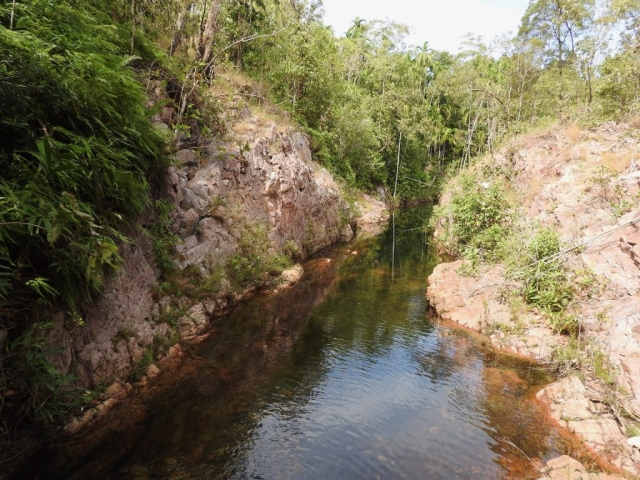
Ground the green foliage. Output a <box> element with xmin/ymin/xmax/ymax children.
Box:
<box><xmin>226</xmin><ymin>224</ymin><xmax>292</xmax><ymax>290</ymax></box>
<box><xmin>152</xmin><ymin>331</ymin><xmax>180</xmax><ymax>358</ymax></box>
<box><xmin>548</xmin><ymin>312</ymin><xmax>580</xmax><ymax>336</ymax></box>
<box><xmin>550</xmin><ymin>338</ymin><xmax>584</xmax><ymax>375</ymax></box>
<box><xmin>551</xmin><ymin>338</ymin><xmax>617</xmax><ymax>386</ymax></box>
<box><xmin>519</xmin><ymin>0</ymin><xmax>594</xmax><ymax>70</ymax></box>
<box><xmin>129</xmin><ymin>346</ymin><xmax>154</xmax><ymax>382</ymax></box>
<box><xmin>156</xmin><ymin>305</ymin><xmax>187</xmax><ymax>330</ymax></box>
<box><xmin>432</xmin><ymin>173</ymin><xmax>511</xmax><ymax>255</ymax></box>
<box><xmin>469</xmin><ymin>224</ymin><xmax>510</xmax><ymax>262</ymax></box>
<box><xmin>589</xmin><ymin>345</ymin><xmax>617</xmax><ymax>386</ymax></box>
<box><xmin>457</xmin><ymin>247</ymin><xmax>481</xmax><ymax>277</ymax></box>
<box><xmin>522</xmin><ymin>228</ymin><xmax>574</xmax><ymax>315</ymax></box>
<box><xmin>112</xmin><ymin>324</ymin><xmax>138</xmax><ymax>347</ymax></box>
<box><xmin>283</xmin><ymin>240</ymin><xmax>300</xmax><ymax>261</ymax></box>
<box><xmin>158</xmin><ymin>265</ymin><xmax>224</xmax><ymax>302</ymax></box>
<box><xmin>146</xmin><ymin>200</ymin><xmax>178</xmax><ymax>273</ymax></box>
<box><xmin>4</xmin><ymin>322</ymin><xmax>91</xmax><ymax>423</ymax></box>
<box><xmin>0</xmin><ymin>0</ymin><xmax>169</xmax><ymax>317</ymax></box>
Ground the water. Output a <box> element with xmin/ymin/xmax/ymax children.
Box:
<box><xmin>20</xmin><ymin>208</ymin><xmax>576</xmax><ymax>479</ymax></box>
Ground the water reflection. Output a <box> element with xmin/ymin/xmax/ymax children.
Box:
<box><xmin>18</xmin><ymin>208</ymin><xmax>571</xmax><ymax>479</ymax></box>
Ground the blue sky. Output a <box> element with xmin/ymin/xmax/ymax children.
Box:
<box><xmin>321</xmin><ymin>0</ymin><xmax>531</xmax><ymax>53</ymax></box>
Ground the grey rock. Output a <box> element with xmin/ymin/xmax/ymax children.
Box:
<box><xmin>340</xmin><ymin>224</ymin><xmax>354</xmax><ymax>242</ymax></box>
<box><xmin>175</xmin><ymin>149</ymin><xmax>198</xmax><ymax>166</ymax></box>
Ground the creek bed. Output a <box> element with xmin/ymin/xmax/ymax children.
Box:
<box><xmin>19</xmin><ymin>208</ymin><xmax>582</xmax><ymax>479</ymax></box>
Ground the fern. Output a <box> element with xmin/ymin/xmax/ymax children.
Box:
<box><xmin>0</xmin><ymin>0</ymin><xmax>170</xmax><ymax>318</ymax></box>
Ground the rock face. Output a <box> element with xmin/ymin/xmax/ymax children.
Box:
<box><xmin>63</xmin><ymin>114</ymin><xmax>387</xmax><ymax>386</ymax></box>
<box><xmin>71</xmin><ymin>230</ymin><xmax>166</xmax><ymax>384</ymax></box>
<box><xmin>427</xmin><ymin>122</ymin><xmax>640</xmax><ymax>475</ymax></box>
<box><xmin>354</xmin><ymin>193</ymin><xmax>389</xmax><ymax>238</ymax></box>
<box><xmin>537</xmin><ymin>376</ymin><xmax>640</xmax><ymax>474</ymax></box>
<box><xmin>168</xmin><ymin>120</ymin><xmax>347</xmax><ymax>270</ymax></box>
<box><xmin>427</xmin><ymin>261</ymin><xmax>512</xmax><ymax>331</ymax></box>
<box><xmin>537</xmin><ymin>455</ymin><xmax>626</xmax><ymax>480</ymax></box>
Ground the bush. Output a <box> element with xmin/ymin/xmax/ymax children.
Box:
<box><xmin>0</xmin><ymin>1</ymin><xmax>169</xmax><ymax>316</ymax></box>
<box><xmin>470</xmin><ymin>224</ymin><xmax>509</xmax><ymax>262</ymax></box>
<box><xmin>522</xmin><ymin>228</ymin><xmax>573</xmax><ymax>314</ymax></box>
<box><xmin>226</xmin><ymin>224</ymin><xmax>292</xmax><ymax>290</ymax></box>
<box><xmin>432</xmin><ymin>173</ymin><xmax>511</xmax><ymax>258</ymax></box>
<box><xmin>5</xmin><ymin>322</ymin><xmax>91</xmax><ymax>424</ymax></box>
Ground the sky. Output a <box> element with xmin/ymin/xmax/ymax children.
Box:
<box><xmin>321</xmin><ymin>0</ymin><xmax>531</xmax><ymax>53</ymax></box>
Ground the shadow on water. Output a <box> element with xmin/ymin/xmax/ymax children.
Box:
<box><xmin>17</xmin><ymin>207</ymin><xmax>577</xmax><ymax>479</ymax></box>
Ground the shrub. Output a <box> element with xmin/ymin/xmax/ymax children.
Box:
<box><xmin>470</xmin><ymin>224</ymin><xmax>509</xmax><ymax>262</ymax></box>
<box><xmin>432</xmin><ymin>173</ymin><xmax>512</xmax><ymax>259</ymax></box>
<box><xmin>226</xmin><ymin>224</ymin><xmax>292</xmax><ymax>290</ymax></box>
<box><xmin>4</xmin><ymin>322</ymin><xmax>91</xmax><ymax>423</ymax></box>
<box><xmin>521</xmin><ymin>228</ymin><xmax>573</xmax><ymax>314</ymax></box>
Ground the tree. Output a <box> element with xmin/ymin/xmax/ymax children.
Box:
<box><xmin>519</xmin><ymin>0</ymin><xmax>594</xmax><ymax>72</ymax></box>
<box><xmin>199</xmin><ymin>0</ymin><xmax>224</xmax><ymax>65</ymax></box>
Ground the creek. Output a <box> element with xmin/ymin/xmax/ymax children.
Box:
<box><xmin>21</xmin><ymin>208</ymin><xmax>580</xmax><ymax>479</ymax></box>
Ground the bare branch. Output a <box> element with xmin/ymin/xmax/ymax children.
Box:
<box><xmin>471</xmin><ymin>89</ymin><xmax>512</xmax><ymax>120</ymax></box>
<box><xmin>207</xmin><ymin>25</ymin><xmax>292</xmax><ymax>71</ymax></box>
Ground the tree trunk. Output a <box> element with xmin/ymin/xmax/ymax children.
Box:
<box><xmin>199</xmin><ymin>1</ymin><xmax>222</xmax><ymax>65</ymax></box>
<box><xmin>393</xmin><ymin>132</ymin><xmax>402</xmax><ymax>199</ymax></box>
<box><xmin>169</xmin><ymin>2</ymin><xmax>193</xmax><ymax>56</ymax></box>
<box><xmin>130</xmin><ymin>0</ymin><xmax>136</xmax><ymax>55</ymax></box>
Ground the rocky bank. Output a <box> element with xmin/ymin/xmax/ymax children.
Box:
<box><xmin>427</xmin><ymin>122</ymin><xmax>640</xmax><ymax>476</ymax></box>
<box><xmin>45</xmin><ymin>102</ymin><xmax>388</xmax><ymax>414</ymax></box>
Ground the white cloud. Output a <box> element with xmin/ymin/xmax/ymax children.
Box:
<box><xmin>321</xmin><ymin>0</ymin><xmax>530</xmax><ymax>53</ymax></box>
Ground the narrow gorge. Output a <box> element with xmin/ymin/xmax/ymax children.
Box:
<box><xmin>4</xmin><ymin>0</ymin><xmax>640</xmax><ymax>478</ymax></box>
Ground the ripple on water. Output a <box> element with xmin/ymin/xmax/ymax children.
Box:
<box><xmin>17</xmin><ymin>209</ymin><xmax>574</xmax><ymax>480</ymax></box>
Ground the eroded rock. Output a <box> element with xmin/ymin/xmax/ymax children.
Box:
<box><xmin>355</xmin><ymin>194</ymin><xmax>389</xmax><ymax>238</ymax></box>
<box><xmin>428</xmin><ymin>123</ymin><xmax>640</xmax><ymax>475</ymax></box>
<box><xmin>538</xmin><ymin>454</ymin><xmax>626</xmax><ymax>480</ymax></box>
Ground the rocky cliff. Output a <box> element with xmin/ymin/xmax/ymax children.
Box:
<box><xmin>427</xmin><ymin>122</ymin><xmax>640</xmax><ymax>475</ymax></box>
<box><xmin>50</xmin><ymin>110</ymin><xmax>387</xmax><ymax>391</ymax></box>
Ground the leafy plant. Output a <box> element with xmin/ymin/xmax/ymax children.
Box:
<box><xmin>226</xmin><ymin>223</ymin><xmax>292</xmax><ymax>290</ymax></box>
<box><xmin>129</xmin><ymin>346</ymin><xmax>154</xmax><ymax>382</ymax></box>
<box><xmin>0</xmin><ymin>0</ymin><xmax>169</xmax><ymax>317</ymax></box>
<box><xmin>3</xmin><ymin>322</ymin><xmax>91</xmax><ymax>423</ymax></box>
<box><xmin>521</xmin><ymin>228</ymin><xmax>573</xmax><ymax>315</ymax></box>
<box><xmin>548</xmin><ymin>312</ymin><xmax>580</xmax><ymax>336</ymax></box>
<box><xmin>432</xmin><ymin>173</ymin><xmax>512</xmax><ymax>257</ymax></box>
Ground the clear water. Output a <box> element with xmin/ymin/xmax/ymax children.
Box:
<box><xmin>20</xmin><ymin>208</ymin><xmax>574</xmax><ymax>479</ymax></box>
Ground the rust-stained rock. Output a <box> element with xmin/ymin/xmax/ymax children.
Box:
<box><xmin>536</xmin><ymin>376</ymin><xmax>638</xmax><ymax>474</ymax></box>
<box><xmin>429</xmin><ymin>123</ymin><xmax>640</xmax><ymax>476</ymax></box>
